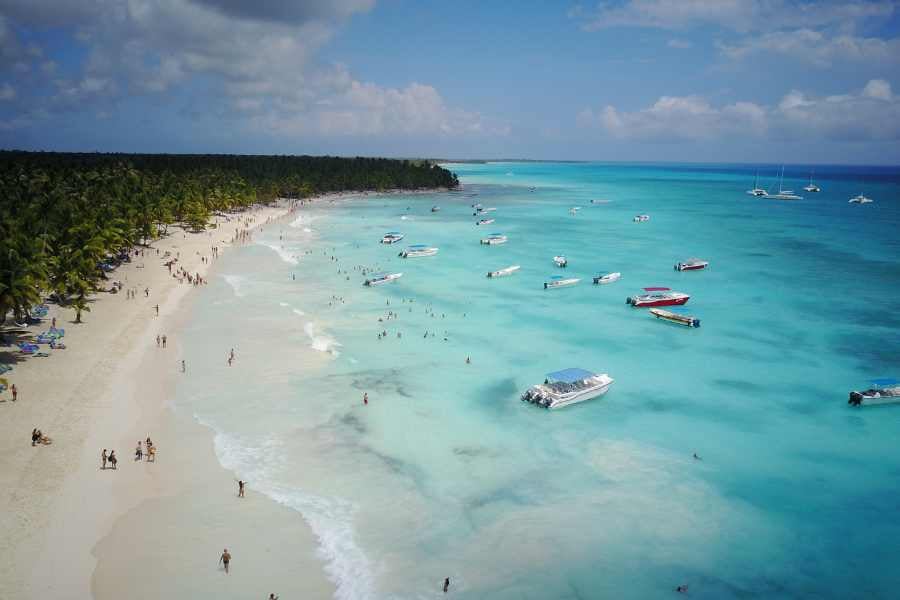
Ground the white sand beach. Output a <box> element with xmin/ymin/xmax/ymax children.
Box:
<box><xmin>0</xmin><ymin>201</ymin><xmax>333</xmax><ymax>600</ymax></box>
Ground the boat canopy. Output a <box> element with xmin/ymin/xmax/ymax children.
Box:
<box><xmin>547</xmin><ymin>368</ymin><xmax>597</xmax><ymax>383</ymax></box>
<box><xmin>408</xmin><ymin>244</ymin><xmax>429</xmax><ymax>249</ymax></box>
<box><xmin>871</xmin><ymin>378</ymin><xmax>899</xmax><ymax>386</ymax></box>
<box><xmin>385</xmin><ymin>231</ymin><xmax>401</xmax><ymax>234</ymax></box>
<box><xmin>489</xmin><ymin>233</ymin><xmax>503</xmax><ymax>236</ymax></box>
<box><xmin>644</xmin><ymin>287</ymin><xmax>670</xmax><ymax>291</ymax></box>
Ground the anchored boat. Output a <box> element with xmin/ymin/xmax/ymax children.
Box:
<box><xmin>848</xmin><ymin>378</ymin><xmax>900</xmax><ymax>406</ymax></box>
<box><xmin>674</xmin><ymin>258</ymin><xmax>709</xmax><ymax>271</ymax></box>
<box><xmin>381</xmin><ymin>231</ymin><xmax>404</xmax><ymax>244</ymax></box>
<box><xmin>593</xmin><ymin>272</ymin><xmax>621</xmax><ymax>285</ymax></box>
<box><xmin>553</xmin><ymin>255</ymin><xmax>568</xmax><ymax>268</ymax></box>
<box><xmin>849</xmin><ymin>193</ymin><xmax>873</xmax><ymax>204</ymax></box>
<box><xmin>480</xmin><ymin>233</ymin><xmax>508</xmax><ymax>245</ymax></box>
<box><xmin>399</xmin><ymin>244</ymin><xmax>438</xmax><ymax>258</ymax></box>
<box><xmin>487</xmin><ymin>265</ymin><xmax>520</xmax><ymax>278</ymax></box>
<box><xmin>364</xmin><ymin>272</ymin><xmax>403</xmax><ymax>286</ymax></box>
<box><xmin>521</xmin><ymin>368</ymin><xmax>614</xmax><ymax>409</ymax></box>
<box><xmin>650</xmin><ymin>308</ymin><xmax>700</xmax><ymax>328</ymax></box>
<box><xmin>627</xmin><ymin>287</ymin><xmax>690</xmax><ymax>308</ymax></box>
<box><xmin>476</xmin><ymin>218</ymin><xmax>495</xmax><ymax>226</ymax></box>
<box><xmin>633</xmin><ymin>214</ymin><xmax>650</xmax><ymax>222</ymax></box>
<box><xmin>545</xmin><ymin>275</ymin><xmax>580</xmax><ymax>289</ymax></box>
<box><xmin>431</xmin><ymin>205</ymin><xmax>440</xmax><ymax>212</ymax></box>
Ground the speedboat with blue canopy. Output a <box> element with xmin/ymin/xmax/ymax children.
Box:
<box><xmin>848</xmin><ymin>378</ymin><xmax>900</xmax><ymax>406</ymax></box>
<box><xmin>364</xmin><ymin>272</ymin><xmax>403</xmax><ymax>286</ymax></box>
<box><xmin>521</xmin><ymin>368</ymin><xmax>614</xmax><ymax>409</ymax></box>
<box><xmin>399</xmin><ymin>244</ymin><xmax>438</xmax><ymax>258</ymax></box>
<box><xmin>544</xmin><ymin>275</ymin><xmax>579</xmax><ymax>289</ymax></box>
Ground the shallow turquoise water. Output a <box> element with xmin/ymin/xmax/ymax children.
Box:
<box><xmin>178</xmin><ymin>162</ymin><xmax>900</xmax><ymax>599</ymax></box>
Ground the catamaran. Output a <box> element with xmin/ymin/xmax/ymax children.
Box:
<box><xmin>674</xmin><ymin>258</ymin><xmax>709</xmax><ymax>271</ymax></box>
<box><xmin>545</xmin><ymin>275</ymin><xmax>580</xmax><ymax>289</ymax></box>
<box><xmin>848</xmin><ymin>378</ymin><xmax>900</xmax><ymax>406</ymax></box>
<box><xmin>593</xmin><ymin>272</ymin><xmax>621</xmax><ymax>285</ymax></box>
<box><xmin>364</xmin><ymin>272</ymin><xmax>403</xmax><ymax>286</ymax></box>
<box><xmin>381</xmin><ymin>231</ymin><xmax>404</xmax><ymax>244</ymax></box>
<box><xmin>803</xmin><ymin>171</ymin><xmax>821</xmax><ymax>193</ymax></box>
<box><xmin>650</xmin><ymin>308</ymin><xmax>701</xmax><ymax>328</ymax></box>
<box><xmin>521</xmin><ymin>368</ymin><xmax>614</xmax><ymax>409</ymax></box>
<box><xmin>747</xmin><ymin>171</ymin><xmax>767</xmax><ymax>196</ymax></box>
<box><xmin>849</xmin><ymin>193</ymin><xmax>873</xmax><ymax>204</ymax></box>
<box><xmin>487</xmin><ymin>265</ymin><xmax>520</xmax><ymax>278</ymax></box>
<box><xmin>627</xmin><ymin>287</ymin><xmax>690</xmax><ymax>307</ymax></box>
<box><xmin>480</xmin><ymin>233</ymin><xmax>508</xmax><ymax>245</ymax></box>
<box><xmin>769</xmin><ymin>166</ymin><xmax>803</xmax><ymax>200</ymax></box>
<box><xmin>399</xmin><ymin>244</ymin><xmax>438</xmax><ymax>258</ymax></box>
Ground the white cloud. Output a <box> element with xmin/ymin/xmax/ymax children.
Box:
<box><xmin>717</xmin><ymin>28</ymin><xmax>900</xmax><ymax>66</ymax></box>
<box><xmin>581</xmin><ymin>79</ymin><xmax>900</xmax><ymax>142</ymax></box>
<box><xmin>667</xmin><ymin>38</ymin><xmax>692</xmax><ymax>49</ymax></box>
<box><xmin>573</xmin><ymin>0</ymin><xmax>894</xmax><ymax>33</ymax></box>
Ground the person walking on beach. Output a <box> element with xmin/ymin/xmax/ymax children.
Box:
<box><xmin>443</xmin><ymin>577</ymin><xmax>450</xmax><ymax>593</ymax></box>
<box><xmin>237</xmin><ymin>480</ymin><xmax>245</xmax><ymax>498</ymax></box>
<box><xmin>144</xmin><ymin>287</ymin><xmax>150</xmax><ymax>297</ymax></box>
<box><xmin>219</xmin><ymin>549</ymin><xmax>232</xmax><ymax>573</ymax></box>
<box><xmin>101</xmin><ymin>449</ymin><xmax>108</xmax><ymax>469</ymax></box>
<box><xmin>109</xmin><ymin>450</ymin><xmax>117</xmax><ymax>469</ymax></box>
<box><xmin>10</xmin><ymin>384</ymin><xmax>16</xmax><ymax>402</ymax></box>
<box><xmin>135</xmin><ymin>441</ymin><xmax>143</xmax><ymax>461</ymax></box>
<box><xmin>363</xmin><ymin>392</ymin><xmax>368</xmax><ymax>405</ymax></box>
<box><xmin>155</xmin><ymin>304</ymin><xmax>159</xmax><ymax>316</ymax></box>
<box><xmin>181</xmin><ymin>360</ymin><xmax>186</xmax><ymax>373</ymax></box>
<box><xmin>162</xmin><ymin>335</ymin><xmax>167</xmax><ymax>348</ymax></box>
<box><xmin>156</xmin><ymin>334</ymin><xmax>160</xmax><ymax>347</ymax></box>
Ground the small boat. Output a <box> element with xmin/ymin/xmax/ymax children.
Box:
<box><xmin>769</xmin><ymin>166</ymin><xmax>803</xmax><ymax>200</ymax></box>
<box><xmin>569</xmin><ymin>206</ymin><xmax>581</xmax><ymax>214</ymax></box>
<box><xmin>381</xmin><ymin>231</ymin><xmax>404</xmax><ymax>244</ymax></box>
<box><xmin>545</xmin><ymin>276</ymin><xmax>580</xmax><ymax>289</ymax></box>
<box><xmin>364</xmin><ymin>272</ymin><xmax>403</xmax><ymax>286</ymax></box>
<box><xmin>803</xmin><ymin>171</ymin><xmax>821</xmax><ymax>193</ymax></box>
<box><xmin>849</xmin><ymin>193</ymin><xmax>873</xmax><ymax>204</ymax></box>
<box><xmin>521</xmin><ymin>368</ymin><xmax>614</xmax><ymax>409</ymax></box>
<box><xmin>480</xmin><ymin>233</ymin><xmax>508</xmax><ymax>245</ymax></box>
<box><xmin>627</xmin><ymin>287</ymin><xmax>690</xmax><ymax>308</ymax></box>
<box><xmin>674</xmin><ymin>258</ymin><xmax>709</xmax><ymax>271</ymax></box>
<box><xmin>747</xmin><ymin>171</ymin><xmax>767</xmax><ymax>196</ymax></box>
<box><xmin>591</xmin><ymin>199</ymin><xmax>610</xmax><ymax>204</ymax></box>
<box><xmin>593</xmin><ymin>272</ymin><xmax>621</xmax><ymax>285</ymax></box>
<box><xmin>553</xmin><ymin>256</ymin><xmax>568</xmax><ymax>268</ymax></box>
<box><xmin>650</xmin><ymin>308</ymin><xmax>700</xmax><ymax>328</ymax></box>
<box><xmin>473</xmin><ymin>206</ymin><xmax>497</xmax><ymax>215</ymax></box>
<box><xmin>431</xmin><ymin>206</ymin><xmax>440</xmax><ymax>212</ymax></box>
<box><xmin>476</xmin><ymin>218</ymin><xmax>495</xmax><ymax>226</ymax></box>
<box><xmin>487</xmin><ymin>265</ymin><xmax>520</xmax><ymax>278</ymax></box>
<box><xmin>633</xmin><ymin>214</ymin><xmax>650</xmax><ymax>222</ymax></box>
<box><xmin>399</xmin><ymin>245</ymin><xmax>439</xmax><ymax>258</ymax></box>
<box><xmin>848</xmin><ymin>378</ymin><xmax>900</xmax><ymax>407</ymax></box>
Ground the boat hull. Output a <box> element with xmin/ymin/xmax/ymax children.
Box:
<box><xmin>627</xmin><ymin>295</ymin><xmax>689</xmax><ymax>308</ymax></box>
<box><xmin>522</xmin><ymin>378</ymin><xmax>614</xmax><ymax>409</ymax></box>
<box><xmin>545</xmin><ymin>279</ymin><xmax>580</xmax><ymax>289</ymax></box>
<box><xmin>593</xmin><ymin>273</ymin><xmax>621</xmax><ymax>285</ymax></box>
<box><xmin>675</xmin><ymin>263</ymin><xmax>708</xmax><ymax>271</ymax></box>
<box><xmin>650</xmin><ymin>308</ymin><xmax>700</xmax><ymax>327</ymax></box>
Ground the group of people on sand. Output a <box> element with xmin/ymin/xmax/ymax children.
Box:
<box><xmin>31</xmin><ymin>428</ymin><xmax>51</xmax><ymax>446</ymax></box>
<box><xmin>135</xmin><ymin>437</ymin><xmax>156</xmax><ymax>462</ymax></box>
<box><xmin>100</xmin><ymin>449</ymin><xmax>117</xmax><ymax>469</ymax></box>
<box><xmin>156</xmin><ymin>334</ymin><xmax>168</xmax><ymax>348</ymax></box>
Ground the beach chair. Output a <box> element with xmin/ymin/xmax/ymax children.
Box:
<box><xmin>17</xmin><ymin>342</ymin><xmax>39</xmax><ymax>354</ymax></box>
<box><xmin>0</xmin><ymin>364</ymin><xmax>12</xmax><ymax>375</ymax></box>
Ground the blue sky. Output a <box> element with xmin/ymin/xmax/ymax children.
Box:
<box><xmin>1</xmin><ymin>0</ymin><xmax>899</xmax><ymax>163</ymax></box>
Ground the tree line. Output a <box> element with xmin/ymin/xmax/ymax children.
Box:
<box><xmin>0</xmin><ymin>151</ymin><xmax>459</xmax><ymax>324</ymax></box>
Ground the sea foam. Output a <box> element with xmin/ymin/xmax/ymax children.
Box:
<box><xmin>304</xmin><ymin>322</ymin><xmax>341</xmax><ymax>357</ymax></box>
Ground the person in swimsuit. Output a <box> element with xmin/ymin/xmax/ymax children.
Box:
<box><xmin>363</xmin><ymin>393</ymin><xmax>368</xmax><ymax>405</ymax></box>
<box><xmin>219</xmin><ymin>549</ymin><xmax>231</xmax><ymax>573</ymax></box>
<box><xmin>101</xmin><ymin>449</ymin><xmax>108</xmax><ymax>469</ymax></box>
<box><xmin>443</xmin><ymin>578</ymin><xmax>450</xmax><ymax>593</ymax></box>
<box><xmin>237</xmin><ymin>480</ymin><xmax>245</xmax><ymax>498</ymax></box>
<box><xmin>109</xmin><ymin>450</ymin><xmax>117</xmax><ymax>469</ymax></box>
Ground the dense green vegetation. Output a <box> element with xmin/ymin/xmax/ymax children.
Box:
<box><xmin>0</xmin><ymin>152</ymin><xmax>458</xmax><ymax>324</ymax></box>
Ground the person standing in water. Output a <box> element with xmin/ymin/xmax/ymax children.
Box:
<box><xmin>363</xmin><ymin>392</ymin><xmax>368</xmax><ymax>405</ymax></box>
<box><xmin>219</xmin><ymin>549</ymin><xmax>231</xmax><ymax>573</ymax></box>
<box><xmin>181</xmin><ymin>360</ymin><xmax>186</xmax><ymax>373</ymax></box>
<box><xmin>443</xmin><ymin>577</ymin><xmax>450</xmax><ymax>593</ymax></box>
<box><xmin>237</xmin><ymin>480</ymin><xmax>245</xmax><ymax>498</ymax></box>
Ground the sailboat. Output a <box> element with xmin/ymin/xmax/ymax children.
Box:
<box><xmin>769</xmin><ymin>166</ymin><xmax>803</xmax><ymax>200</ymax></box>
<box><xmin>803</xmin><ymin>171</ymin><xmax>820</xmax><ymax>193</ymax></box>
<box><xmin>849</xmin><ymin>193</ymin><xmax>873</xmax><ymax>204</ymax></box>
<box><xmin>747</xmin><ymin>171</ymin><xmax>767</xmax><ymax>196</ymax></box>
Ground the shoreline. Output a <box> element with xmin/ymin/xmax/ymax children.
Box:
<box><xmin>0</xmin><ymin>198</ymin><xmax>337</xmax><ymax>599</ymax></box>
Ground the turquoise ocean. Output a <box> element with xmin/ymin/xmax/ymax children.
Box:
<box><xmin>177</xmin><ymin>162</ymin><xmax>900</xmax><ymax>599</ymax></box>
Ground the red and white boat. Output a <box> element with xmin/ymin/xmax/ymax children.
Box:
<box><xmin>674</xmin><ymin>258</ymin><xmax>709</xmax><ymax>271</ymax></box>
<box><xmin>626</xmin><ymin>287</ymin><xmax>690</xmax><ymax>308</ymax></box>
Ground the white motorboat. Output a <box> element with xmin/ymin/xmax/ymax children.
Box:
<box><xmin>803</xmin><ymin>171</ymin><xmax>821</xmax><ymax>193</ymax></box>
<box><xmin>476</xmin><ymin>218</ymin><xmax>495</xmax><ymax>226</ymax></box>
<box><xmin>769</xmin><ymin>166</ymin><xmax>803</xmax><ymax>200</ymax></box>
<box><xmin>544</xmin><ymin>276</ymin><xmax>580</xmax><ymax>289</ymax></box>
<box><xmin>431</xmin><ymin>205</ymin><xmax>441</xmax><ymax>212</ymax></box>
<box><xmin>849</xmin><ymin>193</ymin><xmax>873</xmax><ymax>204</ymax></box>
<box><xmin>593</xmin><ymin>272</ymin><xmax>621</xmax><ymax>285</ymax></box>
<box><xmin>364</xmin><ymin>272</ymin><xmax>403</xmax><ymax>286</ymax></box>
<box><xmin>591</xmin><ymin>199</ymin><xmax>610</xmax><ymax>204</ymax></box>
<box><xmin>521</xmin><ymin>368</ymin><xmax>614</xmax><ymax>409</ymax></box>
<box><xmin>634</xmin><ymin>214</ymin><xmax>650</xmax><ymax>222</ymax></box>
<box><xmin>553</xmin><ymin>255</ymin><xmax>568</xmax><ymax>268</ymax></box>
<box><xmin>487</xmin><ymin>265</ymin><xmax>520</xmax><ymax>278</ymax></box>
<box><xmin>674</xmin><ymin>258</ymin><xmax>709</xmax><ymax>271</ymax></box>
<box><xmin>747</xmin><ymin>171</ymin><xmax>767</xmax><ymax>196</ymax></box>
<box><xmin>480</xmin><ymin>233</ymin><xmax>508</xmax><ymax>245</ymax></box>
<box><xmin>381</xmin><ymin>231</ymin><xmax>404</xmax><ymax>244</ymax></box>
<box><xmin>399</xmin><ymin>244</ymin><xmax>439</xmax><ymax>258</ymax></box>
<box><xmin>849</xmin><ymin>378</ymin><xmax>900</xmax><ymax>406</ymax></box>
<box><xmin>477</xmin><ymin>207</ymin><xmax>496</xmax><ymax>213</ymax></box>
